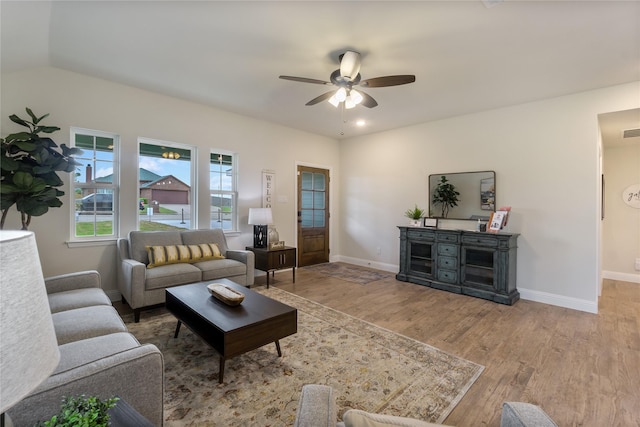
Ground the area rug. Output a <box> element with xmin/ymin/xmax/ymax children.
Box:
<box><xmin>125</xmin><ymin>287</ymin><xmax>483</xmax><ymax>426</ymax></box>
<box><xmin>302</xmin><ymin>262</ymin><xmax>394</xmax><ymax>284</ymax></box>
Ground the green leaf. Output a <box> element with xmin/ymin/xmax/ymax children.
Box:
<box><xmin>1</xmin><ymin>155</ymin><xmax>20</xmax><ymax>171</ymax></box>
<box><xmin>9</xmin><ymin>114</ymin><xmax>29</xmax><ymax>128</ymax></box>
<box><xmin>37</xmin><ymin>126</ymin><xmax>61</xmax><ymax>134</ymax></box>
<box><xmin>25</xmin><ymin>107</ymin><xmax>38</xmax><ymax>123</ymax></box>
<box><xmin>12</xmin><ymin>171</ymin><xmax>33</xmax><ymax>189</ymax></box>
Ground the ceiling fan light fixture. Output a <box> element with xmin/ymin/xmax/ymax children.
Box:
<box><xmin>328</xmin><ymin>94</ymin><xmax>340</xmax><ymax>107</ymax></box>
<box><xmin>335</xmin><ymin>87</ymin><xmax>347</xmax><ymax>102</ymax></box>
<box><xmin>345</xmin><ymin>97</ymin><xmax>356</xmax><ymax>109</ymax></box>
<box><xmin>349</xmin><ymin>89</ymin><xmax>363</xmax><ymax>105</ymax></box>
<box><xmin>340</xmin><ymin>51</ymin><xmax>361</xmax><ymax>81</ymax></box>
<box><xmin>162</xmin><ymin>151</ymin><xmax>181</xmax><ymax>160</ymax></box>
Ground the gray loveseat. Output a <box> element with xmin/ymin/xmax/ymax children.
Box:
<box><xmin>117</xmin><ymin>229</ymin><xmax>254</xmax><ymax>322</ymax></box>
<box><xmin>7</xmin><ymin>270</ymin><xmax>164</xmax><ymax>426</ymax></box>
<box><xmin>294</xmin><ymin>384</ymin><xmax>558</xmax><ymax>427</ymax></box>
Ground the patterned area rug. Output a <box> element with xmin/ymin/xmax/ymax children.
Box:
<box><xmin>302</xmin><ymin>262</ymin><xmax>394</xmax><ymax>284</ymax></box>
<box><xmin>125</xmin><ymin>287</ymin><xmax>483</xmax><ymax>426</ymax></box>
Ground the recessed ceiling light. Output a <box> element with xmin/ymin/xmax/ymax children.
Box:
<box><xmin>356</xmin><ymin>120</ymin><xmax>366</xmax><ymax>127</ymax></box>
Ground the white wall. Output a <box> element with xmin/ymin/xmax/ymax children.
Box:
<box><xmin>338</xmin><ymin>82</ymin><xmax>640</xmax><ymax>313</ymax></box>
<box><xmin>2</xmin><ymin>67</ymin><xmax>638</xmax><ymax>313</ymax></box>
<box><xmin>603</xmin><ymin>142</ymin><xmax>640</xmax><ymax>282</ymax></box>
<box><xmin>1</xmin><ymin>67</ymin><xmax>341</xmax><ymax>296</ymax></box>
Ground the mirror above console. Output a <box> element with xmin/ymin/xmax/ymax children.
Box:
<box><xmin>428</xmin><ymin>170</ymin><xmax>495</xmax><ymax>220</ymax></box>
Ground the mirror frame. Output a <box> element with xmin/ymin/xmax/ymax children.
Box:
<box><xmin>428</xmin><ymin>170</ymin><xmax>496</xmax><ymax>220</ymax></box>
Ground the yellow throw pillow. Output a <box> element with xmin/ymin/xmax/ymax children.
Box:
<box><xmin>146</xmin><ymin>243</ymin><xmax>224</xmax><ymax>268</ymax></box>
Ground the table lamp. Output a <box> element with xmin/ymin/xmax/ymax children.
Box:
<box><xmin>248</xmin><ymin>208</ymin><xmax>272</xmax><ymax>248</ymax></box>
<box><xmin>0</xmin><ymin>230</ymin><xmax>61</xmax><ymax>427</ymax></box>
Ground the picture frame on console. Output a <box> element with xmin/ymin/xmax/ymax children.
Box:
<box><xmin>423</xmin><ymin>217</ymin><xmax>438</xmax><ymax>228</ymax></box>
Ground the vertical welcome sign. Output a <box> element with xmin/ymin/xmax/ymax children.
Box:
<box><xmin>262</xmin><ymin>170</ymin><xmax>275</xmax><ymax>208</ymax></box>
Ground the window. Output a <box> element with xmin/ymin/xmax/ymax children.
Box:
<box><xmin>138</xmin><ymin>138</ymin><xmax>196</xmax><ymax>230</ymax></box>
<box><xmin>210</xmin><ymin>151</ymin><xmax>237</xmax><ymax>231</ymax></box>
<box><xmin>71</xmin><ymin>129</ymin><xmax>119</xmax><ymax>239</ymax></box>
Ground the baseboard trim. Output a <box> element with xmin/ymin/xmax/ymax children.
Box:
<box><xmin>602</xmin><ymin>270</ymin><xmax>640</xmax><ymax>284</ymax></box>
<box><xmin>517</xmin><ymin>287</ymin><xmax>598</xmax><ymax>314</ymax></box>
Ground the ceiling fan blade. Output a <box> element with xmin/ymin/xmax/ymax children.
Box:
<box><xmin>359</xmin><ymin>91</ymin><xmax>378</xmax><ymax>108</ymax></box>
<box><xmin>279</xmin><ymin>75</ymin><xmax>331</xmax><ymax>85</ymax></box>
<box><xmin>306</xmin><ymin>91</ymin><xmax>336</xmax><ymax>106</ymax></box>
<box><xmin>359</xmin><ymin>75</ymin><xmax>416</xmax><ymax>88</ymax></box>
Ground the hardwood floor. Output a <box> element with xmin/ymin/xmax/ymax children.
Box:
<box><xmin>265</xmin><ymin>266</ymin><xmax>640</xmax><ymax>427</ymax></box>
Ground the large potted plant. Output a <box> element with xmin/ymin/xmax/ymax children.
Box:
<box><xmin>1</xmin><ymin>108</ymin><xmax>81</xmax><ymax>229</ymax></box>
<box><xmin>432</xmin><ymin>175</ymin><xmax>460</xmax><ymax>218</ymax></box>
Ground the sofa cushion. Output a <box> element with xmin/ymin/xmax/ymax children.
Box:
<box><xmin>128</xmin><ymin>230</ymin><xmax>183</xmax><ymax>264</ymax></box>
<box><xmin>343</xmin><ymin>410</ymin><xmax>447</xmax><ymax>427</ymax></box>
<box><xmin>501</xmin><ymin>402</ymin><xmax>558</xmax><ymax>427</ymax></box>
<box><xmin>52</xmin><ymin>305</ymin><xmax>127</xmax><ymax>345</ymax></box>
<box><xmin>48</xmin><ymin>288</ymin><xmax>112</xmax><ymax>313</ymax></box>
<box><xmin>54</xmin><ymin>332</ymin><xmax>140</xmax><ymax>375</ymax></box>
<box><xmin>146</xmin><ymin>243</ymin><xmax>224</xmax><ymax>268</ymax></box>
<box><xmin>144</xmin><ymin>263</ymin><xmax>203</xmax><ymax>290</ymax></box>
<box><xmin>196</xmin><ymin>258</ymin><xmax>248</xmax><ymax>281</ymax></box>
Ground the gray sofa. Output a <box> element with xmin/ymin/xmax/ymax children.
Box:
<box><xmin>294</xmin><ymin>384</ymin><xmax>558</xmax><ymax>427</ymax></box>
<box><xmin>7</xmin><ymin>270</ymin><xmax>164</xmax><ymax>427</ymax></box>
<box><xmin>117</xmin><ymin>229</ymin><xmax>254</xmax><ymax>322</ymax></box>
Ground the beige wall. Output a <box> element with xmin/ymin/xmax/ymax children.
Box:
<box><xmin>2</xmin><ymin>66</ymin><xmax>638</xmax><ymax>313</ymax></box>
<box><xmin>1</xmin><ymin>67</ymin><xmax>341</xmax><ymax>296</ymax></box>
<box><xmin>338</xmin><ymin>81</ymin><xmax>640</xmax><ymax>313</ymax></box>
<box><xmin>603</xmin><ymin>143</ymin><xmax>640</xmax><ymax>281</ymax></box>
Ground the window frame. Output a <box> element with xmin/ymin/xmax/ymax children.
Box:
<box><xmin>209</xmin><ymin>150</ymin><xmax>238</xmax><ymax>233</ymax></box>
<box><xmin>137</xmin><ymin>137</ymin><xmax>197</xmax><ymax>231</ymax></box>
<box><xmin>69</xmin><ymin>127</ymin><xmax>120</xmax><ymax>242</ymax></box>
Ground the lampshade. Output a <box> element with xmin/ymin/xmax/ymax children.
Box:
<box><xmin>248</xmin><ymin>208</ymin><xmax>273</xmax><ymax>225</ymax></box>
<box><xmin>0</xmin><ymin>231</ymin><xmax>60</xmax><ymax>414</ymax></box>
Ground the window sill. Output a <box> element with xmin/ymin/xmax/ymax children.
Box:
<box><xmin>66</xmin><ymin>238</ymin><xmax>117</xmax><ymax>248</ymax></box>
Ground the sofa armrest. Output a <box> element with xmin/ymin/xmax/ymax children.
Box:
<box><xmin>501</xmin><ymin>402</ymin><xmax>558</xmax><ymax>427</ymax></box>
<box><xmin>294</xmin><ymin>384</ymin><xmax>337</xmax><ymax>427</ymax></box>
<box><xmin>118</xmin><ymin>258</ymin><xmax>147</xmax><ymax>309</ymax></box>
<box><xmin>45</xmin><ymin>270</ymin><xmax>101</xmax><ymax>294</ymax></box>
<box><xmin>8</xmin><ymin>344</ymin><xmax>164</xmax><ymax>427</ymax></box>
<box><xmin>226</xmin><ymin>249</ymin><xmax>255</xmax><ymax>285</ymax></box>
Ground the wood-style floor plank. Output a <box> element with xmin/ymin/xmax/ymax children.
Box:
<box><xmin>266</xmin><ymin>266</ymin><xmax>640</xmax><ymax>427</ymax></box>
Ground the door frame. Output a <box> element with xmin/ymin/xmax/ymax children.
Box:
<box><xmin>295</xmin><ymin>161</ymin><xmax>334</xmax><ymax>266</ymax></box>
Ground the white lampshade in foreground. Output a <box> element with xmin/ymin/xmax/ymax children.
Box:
<box><xmin>0</xmin><ymin>230</ymin><xmax>60</xmax><ymax>414</ymax></box>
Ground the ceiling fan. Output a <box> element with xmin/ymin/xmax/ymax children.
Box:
<box><xmin>279</xmin><ymin>50</ymin><xmax>416</xmax><ymax>109</ymax></box>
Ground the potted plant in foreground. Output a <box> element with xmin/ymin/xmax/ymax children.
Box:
<box><xmin>35</xmin><ymin>395</ymin><xmax>119</xmax><ymax>427</ymax></box>
<box><xmin>404</xmin><ymin>204</ymin><xmax>425</xmax><ymax>227</ymax></box>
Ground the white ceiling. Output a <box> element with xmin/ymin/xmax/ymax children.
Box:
<box><xmin>1</xmin><ymin>1</ymin><xmax>639</xmax><ymax>142</ymax></box>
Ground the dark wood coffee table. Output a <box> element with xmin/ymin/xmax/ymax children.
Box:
<box><xmin>165</xmin><ymin>279</ymin><xmax>297</xmax><ymax>383</ymax></box>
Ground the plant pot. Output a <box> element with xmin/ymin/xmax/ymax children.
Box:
<box><xmin>409</xmin><ymin>219</ymin><xmax>422</xmax><ymax>227</ymax></box>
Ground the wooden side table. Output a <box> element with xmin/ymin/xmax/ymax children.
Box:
<box><xmin>246</xmin><ymin>246</ymin><xmax>296</xmax><ymax>288</ymax></box>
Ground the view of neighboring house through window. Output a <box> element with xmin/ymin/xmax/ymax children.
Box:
<box><xmin>210</xmin><ymin>151</ymin><xmax>237</xmax><ymax>231</ymax></box>
<box><xmin>138</xmin><ymin>139</ymin><xmax>195</xmax><ymax>230</ymax></box>
<box><xmin>71</xmin><ymin>129</ymin><xmax>119</xmax><ymax>238</ymax></box>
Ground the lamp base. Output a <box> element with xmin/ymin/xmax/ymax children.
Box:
<box><xmin>253</xmin><ymin>225</ymin><xmax>268</xmax><ymax>248</ymax></box>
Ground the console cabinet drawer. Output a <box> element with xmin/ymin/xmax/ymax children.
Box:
<box><xmin>437</xmin><ymin>243</ymin><xmax>458</xmax><ymax>257</ymax></box>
